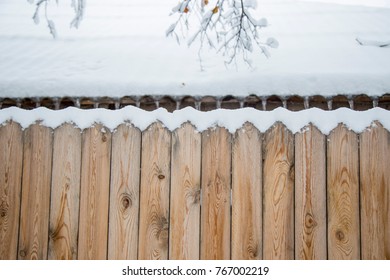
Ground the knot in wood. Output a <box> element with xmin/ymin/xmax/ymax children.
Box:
<box><xmin>101</xmin><ymin>134</ymin><xmax>107</xmax><ymax>142</ymax></box>
<box><xmin>335</xmin><ymin>230</ymin><xmax>345</xmax><ymax>241</ymax></box>
<box><xmin>157</xmin><ymin>216</ymin><xmax>169</xmax><ymax>247</ymax></box>
<box><xmin>158</xmin><ymin>216</ymin><xmax>168</xmax><ymax>229</ymax></box>
<box><xmin>289</xmin><ymin>164</ymin><xmax>295</xmax><ymax>181</ymax></box>
<box><xmin>0</xmin><ymin>201</ymin><xmax>8</xmax><ymax>218</ymax></box>
<box><xmin>304</xmin><ymin>213</ymin><xmax>317</xmax><ymax>228</ymax></box>
<box><xmin>4</xmin><ymin>171</ymin><xmax>9</xmax><ymax>184</ymax></box>
<box><xmin>121</xmin><ymin>195</ymin><xmax>132</xmax><ymax>210</ymax></box>
<box><xmin>192</xmin><ymin>188</ymin><xmax>201</xmax><ymax>204</ymax></box>
<box><xmin>247</xmin><ymin>244</ymin><xmax>258</xmax><ymax>259</ymax></box>
<box><xmin>19</xmin><ymin>250</ymin><xmax>26</xmax><ymax>258</ymax></box>
<box><xmin>158</xmin><ymin>174</ymin><xmax>165</xmax><ymax>180</ymax></box>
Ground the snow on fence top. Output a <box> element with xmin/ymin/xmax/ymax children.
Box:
<box><xmin>1</xmin><ymin>106</ymin><xmax>390</xmax><ymax>134</ymax></box>
<box><xmin>0</xmin><ymin>0</ymin><xmax>390</xmax><ymax>98</ymax></box>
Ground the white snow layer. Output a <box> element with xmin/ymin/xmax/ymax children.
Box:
<box><xmin>0</xmin><ymin>0</ymin><xmax>390</xmax><ymax>98</ymax></box>
<box><xmin>301</xmin><ymin>0</ymin><xmax>390</xmax><ymax>8</ymax></box>
<box><xmin>1</xmin><ymin>106</ymin><xmax>389</xmax><ymax>134</ymax></box>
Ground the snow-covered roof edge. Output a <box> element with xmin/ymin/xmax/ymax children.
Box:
<box><xmin>1</xmin><ymin>106</ymin><xmax>389</xmax><ymax>135</ymax></box>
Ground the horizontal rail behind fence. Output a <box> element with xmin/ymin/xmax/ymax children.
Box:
<box><xmin>0</xmin><ymin>122</ymin><xmax>389</xmax><ymax>260</ymax></box>
<box><xmin>1</xmin><ymin>94</ymin><xmax>390</xmax><ymax>111</ymax></box>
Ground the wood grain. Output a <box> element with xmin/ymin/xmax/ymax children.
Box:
<box><xmin>360</xmin><ymin>124</ymin><xmax>390</xmax><ymax>259</ymax></box>
<box><xmin>295</xmin><ymin>125</ymin><xmax>326</xmax><ymax>260</ymax></box>
<box><xmin>327</xmin><ymin>125</ymin><xmax>360</xmax><ymax>259</ymax></box>
<box><xmin>169</xmin><ymin>123</ymin><xmax>201</xmax><ymax>260</ymax></box>
<box><xmin>18</xmin><ymin>124</ymin><xmax>53</xmax><ymax>260</ymax></box>
<box><xmin>0</xmin><ymin>122</ymin><xmax>23</xmax><ymax>260</ymax></box>
<box><xmin>48</xmin><ymin>124</ymin><xmax>81</xmax><ymax>260</ymax></box>
<box><xmin>2</xmin><ymin>120</ymin><xmax>389</xmax><ymax>260</ymax></box>
<box><xmin>231</xmin><ymin>123</ymin><xmax>262</xmax><ymax>260</ymax></box>
<box><xmin>138</xmin><ymin>123</ymin><xmax>171</xmax><ymax>260</ymax></box>
<box><xmin>201</xmin><ymin>127</ymin><xmax>231</xmax><ymax>260</ymax></box>
<box><xmin>78</xmin><ymin>125</ymin><xmax>111</xmax><ymax>260</ymax></box>
<box><xmin>108</xmin><ymin>124</ymin><xmax>141</xmax><ymax>260</ymax></box>
<box><xmin>263</xmin><ymin>123</ymin><xmax>294</xmax><ymax>260</ymax></box>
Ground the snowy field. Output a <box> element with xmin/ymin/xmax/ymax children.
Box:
<box><xmin>0</xmin><ymin>0</ymin><xmax>389</xmax><ymax>98</ymax></box>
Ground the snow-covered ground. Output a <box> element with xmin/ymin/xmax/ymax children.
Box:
<box><xmin>0</xmin><ymin>0</ymin><xmax>389</xmax><ymax>98</ymax></box>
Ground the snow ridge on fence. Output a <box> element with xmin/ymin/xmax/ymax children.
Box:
<box><xmin>1</xmin><ymin>106</ymin><xmax>390</xmax><ymax>134</ymax></box>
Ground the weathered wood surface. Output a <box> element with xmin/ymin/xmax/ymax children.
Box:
<box><xmin>231</xmin><ymin>123</ymin><xmax>262</xmax><ymax>260</ymax></box>
<box><xmin>138</xmin><ymin>123</ymin><xmax>171</xmax><ymax>260</ymax></box>
<box><xmin>18</xmin><ymin>124</ymin><xmax>53</xmax><ymax>260</ymax></box>
<box><xmin>263</xmin><ymin>123</ymin><xmax>294</xmax><ymax>260</ymax></box>
<box><xmin>169</xmin><ymin>123</ymin><xmax>201</xmax><ymax>260</ymax></box>
<box><xmin>78</xmin><ymin>125</ymin><xmax>111</xmax><ymax>260</ymax></box>
<box><xmin>0</xmin><ymin>122</ymin><xmax>23</xmax><ymax>260</ymax></box>
<box><xmin>295</xmin><ymin>125</ymin><xmax>327</xmax><ymax>260</ymax></box>
<box><xmin>327</xmin><ymin>125</ymin><xmax>360</xmax><ymax>260</ymax></box>
<box><xmin>201</xmin><ymin>127</ymin><xmax>231</xmax><ymax>260</ymax></box>
<box><xmin>0</xmin><ymin>121</ymin><xmax>389</xmax><ymax>260</ymax></box>
<box><xmin>108</xmin><ymin>124</ymin><xmax>141</xmax><ymax>260</ymax></box>
<box><xmin>48</xmin><ymin>124</ymin><xmax>81</xmax><ymax>260</ymax></box>
<box><xmin>360</xmin><ymin>124</ymin><xmax>390</xmax><ymax>259</ymax></box>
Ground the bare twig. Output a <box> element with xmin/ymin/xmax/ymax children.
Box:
<box><xmin>167</xmin><ymin>0</ymin><xmax>278</xmax><ymax>67</ymax></box>
<box><xmin>28</xmin><ymin>0</ymin><xmax>86</xmax><ymax>38</ymax></box>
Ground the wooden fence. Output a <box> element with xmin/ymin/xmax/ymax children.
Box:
<box><xmin>0</xmin><ymin>121</ymin><xmax>389</xmax><ymax>260</ymax></box>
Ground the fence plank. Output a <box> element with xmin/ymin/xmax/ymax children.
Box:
<box><xmin>108</xmin><ymin>124</ymin><xmax>141</xmax><ymax>260</ymax></box>
<box><xmin>232</xmin><ymin>123</ymin><xmax>262</xmax><ymax>260</ymax></box>
<box><xmin>18</xmin><ymin>124</ymin><xmax>53</xmax><ymax>260</ymax></box>
<box><xmin>360</xmin><ymin>124</ymin><xmax>390</xmax><ymax>259</ymax></box>
<box><xmin>169</xmin><ymin>123</ymin><xmax>201</xmax><ymax>260</ymax></box>
<box><xmin>48</xmin><ymin>124</ymin><xmax>81</xmax><ymax>260</ymax></box>
<box><xmin>295</xmin><ymin>125</ymin><xmax>327</xmax><ymax>260</ymax></box>
<box><xmin>138</xmin><ymin>123</ymin><xmax>171</xmax><ymax>260</ymax></box>
<box><xmin>78</xmin><ymin>125</ymin><xmax>111</xmax><ymax>260</ymax></box>
<box><xmin>0</xmin><ymin>123</ymin><xmax>23</xmax><ymax>260</ymax></box>
<box><xmin>327</xmin><ymin>125</ymin><xmax>360</xmax><ymax>259</ymax></box>
<box><xmin>4</xmin><ymin>119</ymin><xmax>390</xmax><ymax>260</ymax></box>
<box><xmin>201</xmin><ymin>127</ymin><xmax>231</xmax><ymax>260</ymax></box>
<box><xmin>263</xmin><ymin>123</ymin><xmax>294</xmax><ymax>260</ymax></box>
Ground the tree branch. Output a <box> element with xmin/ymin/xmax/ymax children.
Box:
<box><xmin>167</xmin><ymin>0</ymin><xmax>278</xmax><ymax>67</ymax></box>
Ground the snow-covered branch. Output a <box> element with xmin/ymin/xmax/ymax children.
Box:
<box><xmin>28</xmin><ymin>0</ymin><xmax>85</xmax><ymax>38</ymax></box>
<box><xmin>167</xmin><ymin>0</ymin><xmax>278</xmax><ymax>66</ymax></box>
